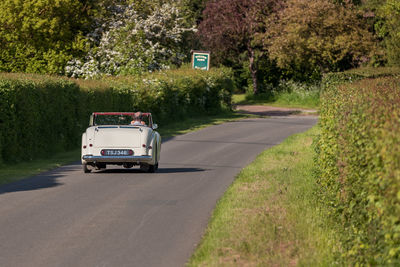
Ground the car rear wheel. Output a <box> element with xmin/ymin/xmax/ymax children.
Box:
<box><xmin>148</xmin><ymin>164</ymin><xmax>156</xmax><ymax>173</ymax></box>
<box><xmin>140</xmin><ymin>163</ymin><xmax>157</xmax><ymax>173</ymax></box>
<box><xmin>95</xmin><ymin>163</ymin><xmax>106</xmax><ymax>170</ymax></box>
<box><xmin>83</xmin><ymin>163</ymin><xmax>91</xmax><ymax>173</ymax></box>
<box><xmin>123</xmin><ymin>163</ymin><xmax>134</xmax><ymax>168</ymax></box>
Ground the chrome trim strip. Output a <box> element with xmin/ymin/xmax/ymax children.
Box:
<box><xmin>119</xmin><ymin>126</ymin><xmax>140</xmax><ymax>129</ymax></box>
<box><xmin>82</xmin><ymin>155</ymin><xmax>152</xmax><ymax>163</ymax></box>
<box><xmin>97</xmin><ymin>126</ymin><xmax>119</xmax><ymax>129</ymax></box>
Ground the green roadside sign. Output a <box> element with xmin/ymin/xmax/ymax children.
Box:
<box><xmin>192</xmin><ymin>51</ymin><xmax>210</xmax><ymax>71</ymax></box>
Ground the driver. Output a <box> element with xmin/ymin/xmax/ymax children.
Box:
<box><xmin>131</xmin><ymin>112</ymin><xmax>143</xmax><ymax>125</ymax></box>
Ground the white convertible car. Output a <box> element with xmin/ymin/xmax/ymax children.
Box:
<box><xmin>81</xmin><ymin>112</ymin><xmax>161</xmax><ymax>173</ymax></box>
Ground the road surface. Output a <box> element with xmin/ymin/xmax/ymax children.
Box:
<box><xmin>0</xmin><ymin>116</ymin><xmax>317</xmax><ymax>267</ymax></box>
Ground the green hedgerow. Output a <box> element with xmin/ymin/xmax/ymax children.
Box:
<box><xmin>0</xmin><ymin>67</ymin><xmax>234</xmax><ymax>163</ymax></box>
<box><xmin>316</xmin><ymin>75</ymin><xmax>400</xmax><ymax>265</ymax></box>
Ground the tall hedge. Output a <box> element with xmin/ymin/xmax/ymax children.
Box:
<box><xmin>0</xmin><ymin>67</ymin><xmax>234</xmax><ymax>164</ymax></box>
<box><xmin>315</xmin><ymin>74</ymin><xmax>400</xmax><ymax>265</ymax></box>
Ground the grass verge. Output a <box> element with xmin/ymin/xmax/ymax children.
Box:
<box><xmin>0</xmin><ymin>111</ymin><xmax>251</xmax><ymax>186</ymax></box>
<box><xmin>233</xmin><ymin>93</ymin><xmax>319</xmax><ymax>109</ymax></box>
<box><xmin>188</xmin><ymin>126</ymin><xmax>340</xmax><ymax>266</ymax></box>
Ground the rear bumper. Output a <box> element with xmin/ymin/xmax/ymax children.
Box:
<box><xmin>82</xmin><ymin>155</ymin><xmax>152</xmax><ymax>163</ymax></box>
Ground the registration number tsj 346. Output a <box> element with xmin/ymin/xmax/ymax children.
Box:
<box><xmin>101</xmin><ymin>149</ymin><xmax>133</xmax><ymax>156</ymax></box>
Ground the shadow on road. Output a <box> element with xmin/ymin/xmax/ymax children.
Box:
<box><xmin>98</xmin><ymin>167</ymin><xmax>206</xmax><ymax>174</ymax></box>
<box><xmin>0</xmin><ymin>163</ymin><xmax>84</xmax><ymax>195</ymax></box>
<box><xmin>157</xmin><ymin>167</ymin><xmax>206</xmax><ymax>173</ymax></box>
<box><xmin>0</xmin><ymin>176</ymin><xmax>61</xmax><ymax>195</ymax></box>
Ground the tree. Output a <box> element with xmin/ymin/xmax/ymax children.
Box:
<box><xmin>180</xmin><ymin>0</ymin><xmax>207</xmax><ymax>25</ymax></box>
<box><xmin>376</xmin><ymin>0</ymin><xmax>400</xmax><ymax>66</ymax></box>
<box><xmin>66</xmin><ymin>2</ymin><xmax>196</xmax><ymax>78</ymax></box>
<box><xmin>198</xmin><ymin>0</ymin><xmax>280</xmax><ymax>94</ymax></box>
<box><xmin>0</xmin><ymin>0</ymin><xmax>95</xmax><ymax>74</ymax></box>
<box><xmin>265</xmin><ymin>0</ymin><xmax>376</xmax><ymax>79</ymax></box>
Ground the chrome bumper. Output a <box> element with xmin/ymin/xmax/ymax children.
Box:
<box><xmin>82</xmin><ymin>155</ymin><xmax>152</xmax><ymax>163</ymax></box>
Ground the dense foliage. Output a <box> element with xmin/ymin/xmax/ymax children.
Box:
<box><xmin>376</xmin><ymin>0</ymin><xmax>400</xmax><ymax>66</ymax></box>
<box><xmin>315</xmin><ymin>70</ymin><xmax>400</xmax><ymax>264</ymax></box>
<box><xmin>197</xmin><ymin>0</ymin><xmax>386</xmax><ymax>89</ymax></box>
<box><xmin>265</xmin><ymin>0</ymin><xmax>375</xmax><ymax>80</ymax></box>
<box><xmin>66</xmin><ymin>2</ymin><xmax>196</xmax><ymax>78</ymax></box>
<box><xmin>0</xmin><ymin>0</ymin><xmax>399</xmax><ymax>88</ymax></box>
<box><xmin>0</xmin><ymin>67</ymin><xmax>233</xmax><ymax>164</ymax></box>
<box><xmin>198</xmin><ymin>0</ymin><xmax>280</xmax><ymax>94</ymax></box>
<box><xmin>0</xmin><ymin>0</ymin><xmax>197</xmax><ymax>77</ymax></box>
<box><xmin>0</xmin><ymin>0</ymin><xmax>93</xmax><ymax>74</ymax></box>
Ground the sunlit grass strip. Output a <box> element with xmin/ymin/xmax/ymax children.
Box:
<box><xmin>189</xmin><ymin>126</ymin><xmax>340</xmax><ymax>266</ymax></box>
<box><xmin>232</xmin><ymin>92</ymin><xmax>319</xmax><ymax>109</ymax></box>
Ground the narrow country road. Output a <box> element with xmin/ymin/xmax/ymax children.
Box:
<box><xmin>0</xmin><ymin>116</ymin><xmax>317</xmax><ymax>267</ymax></box>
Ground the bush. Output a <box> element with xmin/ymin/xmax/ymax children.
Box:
<box><xmin>0</xmin><ymin>77</ymin><xmax>83</xmax><ymax>163</ymax></box>
<box><xmin>272</xmin><ymin>80</ymin><xmax>320</xmax><ymax>108</ymax></box>
<box><xmin>321</xmin><ymin>67</ymin><xmax>400</xmax><ymax>89</ymax></box>
<box><xmin>241</xmin><ymin>79</ymin><xmax>320</xmax><ymax>108</ymax></box>
<box><xmin>0</xmin><ymin>0</ymin><xmax>91</xmax><ymax>74</ymax></box>
<box><xmin>315</xmin><ymin>73</ymin><xmax>400</xmax><ymax>264</ymax></box>
<box><xmin>0</xmin><ymin>67</ymin><xmax>234</xmax><ymax>164</ymax></box>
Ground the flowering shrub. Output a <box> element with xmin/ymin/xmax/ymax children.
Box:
<box><xmin>66</xmin><ymin>3</ymin><xmax>196</xmax><ymax>78</ymax></box>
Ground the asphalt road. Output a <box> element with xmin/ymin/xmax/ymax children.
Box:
<box><xmin>0</xmin><ymin>116</ymin><xmax>317</xmax><ymax>267</ymax></box>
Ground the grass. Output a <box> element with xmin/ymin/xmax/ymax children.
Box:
<box><xmin>188</xmin><ymin>126</ymin><xmax>340</xmax><ymax>266</ymax></box>
<box><xmin>0</xmin><ymin>111</ymin><xmax>251</xmax><ymax>186</ymax></box>
<box><xmin>233</xmin><ymin>93</ymin><xmax>319</xmax><ymax>109</ymax></box>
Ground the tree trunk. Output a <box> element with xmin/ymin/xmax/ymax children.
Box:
<box><xmin>248</xmin><ymin>47</ymin><xmax>258</xmax><ymax>95</ymax></box>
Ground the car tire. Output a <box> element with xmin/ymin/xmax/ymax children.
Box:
<box><xmin>123</xmin><ymin>163</ymin><xmax>134</xmax><ymax>169</ymax></box>
<box><xmin>83</xmin><ymin>163</ymin><xmax>91</xmax><ymax>173</ymax></box>
<box><xmin>148</xmin><ymin>164</ymin><xmax>156</xmax><ymax>173</ymax></box>
<box><xmin>139</xmin><ymin>163</ymin><xmax>148</xmax><ymax>172</ymax></box>
<box><xmin>95</xmin><ymin>163</ymin><xmax>106</xmax><ymax>170</ymax></box>
<box><xmin>140</xmin><ymin>163</ymin><xmax>157</xmax><ymax>173</ymax></box>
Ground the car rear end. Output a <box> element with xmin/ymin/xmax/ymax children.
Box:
<box><xmin>81</xmin><ymin>125</ymin><xmax>154</xmax><ymax>166</ymax></box>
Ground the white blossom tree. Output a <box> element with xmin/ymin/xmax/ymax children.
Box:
<box><xmin>66</xmin><ymin>2</ymin><xmax>196</xmax><ymax>78</ymax></box>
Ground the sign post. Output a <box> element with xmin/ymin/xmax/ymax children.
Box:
<box><xmin>192</xmin><ymin>50</ymin><xmax>210</xmax><ymax>71</ymax></box>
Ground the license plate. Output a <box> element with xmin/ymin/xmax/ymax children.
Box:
<box><xmin>101</xmin><ymin>149</ymin><xmax>133</xmax><ymax>156</ymax></box>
